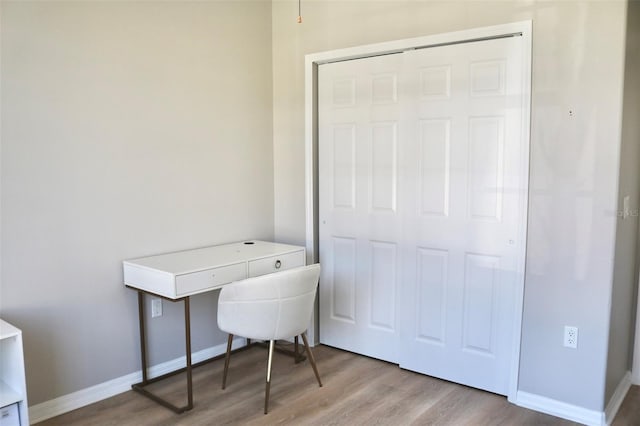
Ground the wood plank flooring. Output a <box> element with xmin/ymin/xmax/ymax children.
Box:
<box><xmin>37</xmin><ymin>344</ymin><xmax>640</xmax><ymax>425</ymax></box>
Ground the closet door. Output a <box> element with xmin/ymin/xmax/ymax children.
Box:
<box><xmin>399</xmin><ymin>36</ymin><xmax>526</xmax><ymax>395</ymax></box>
<box><xmin>318</xmin><ymin>35</ymin><xmax>528</xmax><ymax>396</ymax></box>
<box><xmin>318</xmin><ymin>53</ymin><xmax>404</xmax><ymax>363</ymax></box>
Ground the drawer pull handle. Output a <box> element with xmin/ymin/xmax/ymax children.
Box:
<box><xmin>275</xmin><ymin>260</ymin><xmax>282</xmax><ymax>269</ymax></box>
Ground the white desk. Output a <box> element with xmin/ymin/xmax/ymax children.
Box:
<box><xmin>124</xmin><ymin>240</ymin><xmax>306</xmax><ymax>413</ymax></box>
<box><xmin>124</xmin><ymin>240</ymin><xmax>305</xmax><ymax>299</ymax></box>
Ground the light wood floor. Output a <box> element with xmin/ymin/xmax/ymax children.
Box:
<box><xmin>37</xmin><ymin>344</ymin><xmax>640</xmax><ymax>425</ymax></box>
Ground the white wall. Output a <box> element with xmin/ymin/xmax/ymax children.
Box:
<box><xmin>272</xmin><ymin>0</ymin><xmax>629</xmax><ymax>412</ymax></box>
<box><xmin>0</xmin><ymin>1</ymin><xmax>273</xmax><ymax>405</ymax></box>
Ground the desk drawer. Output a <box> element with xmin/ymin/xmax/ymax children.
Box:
<box><xmin>176</xmin><ymin>263</ymin><xmax>246</xmax><ymax>296</ymax></box>
<box><xmin>248</xmin><ymin>250</ymin><xmax>305</xmax><ymax>277</ymax></box>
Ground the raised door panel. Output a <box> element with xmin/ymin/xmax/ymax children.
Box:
<box><xmin>415</xmin><ymin>248</ymin><xmax>448</xmax><ymax>344</ymax></box>
<box><xmin>420</xmin><ymin>65</ymin><xmax>451</xmax><ymax>99</ymax></box>
<box><xmin>419</xmin><ymin>119</ymin><xmax>451</xmax><ymax>217</ymax></box>
<box><xmin>369</xmin><ymin>241</ymin><xmax>397</xmax><ymax>331</ymax></box>
<box><xmin>370</xmin><ymin>123</ymin><xmax>398</xmax><ymax>212</ymax></box>
<box><xmin>332</xmin><ymin>125</ymin><xmax>357</xmax><ymax>210</ymax></box>
<box><xmin>372</xmin><ymin>73</ymin><xmax>398</xmax><ymax>104</ymax></box>
<box><xmin>468</xmin><ymin>117</ymin><xmax>504</xmax><ymax>222</ymax></box>
<box><xmin>462</xmin><ymin>253</ymin><xmax>500</xmax><ymax>355</ymax></box>
<box><xmin>330</xmin><ymin>237</ymin><xmax>357</xmax><ymax>323</ymax></box>
<box><xmin>470</xmin><ymin>60</ymin><xmax>506</xmax><ymax>97</ymax></box>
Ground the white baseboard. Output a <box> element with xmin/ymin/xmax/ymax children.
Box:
<box><xmin>604</xmin><ymin>371</ymin><xmax>632</xmax><ymax>425</ymax></box>
<box><xmin>29</xmin><ymin>370</ymin><xmax>141</xmax><ymax>425</ymax></box>
<box><xmin>515</xmin><ymin>391</ymin><xmax>604</xmax><ymax>426</ymax></box>
<box><xmin>632</xmin><ymin>361</ymin><xmax>640</xmax><ymax>385</ymax></box>
<box><xmin>516</xmin><ymin>373</ymin><xmax>632</xmax><ymax>426</ymax></box>
<box><xmin>29</xmin><ymin>337</ymin><xmax>246</xmax><ymax>424</ymax></box>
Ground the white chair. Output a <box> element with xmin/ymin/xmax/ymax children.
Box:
<box><xmin>217</xmin><ymin>264</ymin><xmax>322</xmax><ymax>414</ymax></box>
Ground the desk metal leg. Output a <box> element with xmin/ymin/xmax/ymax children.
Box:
<box><xmin>184</xmin><ymin>297</ymin><xmax>193</xmax><ymax>409</ymax></box>
<box><xmin>131</xmin><ymin>291</ymin><xmax>193</xmax><ymax>414</ymax></box>
<box><xmin>137</xmin><ymin>291</ymin><xmax>148</xmax><ymax>383</ymax></box>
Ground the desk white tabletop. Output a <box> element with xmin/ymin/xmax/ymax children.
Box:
<box><xmin>123</xmin><ymin>240</ymin><xmax>303</xmax><ymax>275</ymax></box>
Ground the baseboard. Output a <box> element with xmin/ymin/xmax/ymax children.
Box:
<box><xmin>515</xmin><ymin>391</ymin><xmax>604</xmax><ymax>426</ymax></box>
<box><xmin>632</xmin><ymin>366</ymin><xmax>640</xmax><ymax>386</ymax></box>
<box><xmin>28</xmin><ymin>370</ymin><xmax>141</xmax><ymax>425</ymax></box>
<box><xmin>516</xmin><ymin>377</ymin><xmax>633</xmax><ymax>426</ymax></box>
<box><xmin>29</xmin><ymin>337</ymin><xmax>246</xmax><ymax>424</ymax></box>
<box><xmin>604</xmin><ymin>371</ymin><xmax>632</xmax><ymax>425</ymax></box>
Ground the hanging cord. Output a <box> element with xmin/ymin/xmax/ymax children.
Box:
<box><xmin>297</xmin><ymin>0</ymin><xmax>302</xmax><ymax>23</ymax></box>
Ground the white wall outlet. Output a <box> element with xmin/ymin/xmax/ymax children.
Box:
<box><xmin>564</xmin><ymin>326</ymin><xmax>578</xmax><ymax>348</ymax></box>
<box><xmin>623</xmin><ymin>195</ymin><xmax>630</xmax><ymax>219</ymax></box>
<box><xmin>151</xmin><ymin>298</ymin><xmax>163</xmax><ymax>318</ymax></box>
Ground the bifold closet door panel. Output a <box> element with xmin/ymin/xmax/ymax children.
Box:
<box><xmin>318</xmin><ymin>53</ymin><xmax>404</xmax><ymax>364</ymax></box>
<box><xmin>398</xmin><ymin>36</ymin><xmax>526</xmax><ymax>396</ymax></box>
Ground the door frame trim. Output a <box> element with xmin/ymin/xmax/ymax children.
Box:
<box><xmin>304</xmin><ymin>20</ymin><xmax>532</xmax><ymax>401</ymax></box>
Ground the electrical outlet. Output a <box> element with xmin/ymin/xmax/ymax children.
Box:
<box><xmin>623</xmin><ymin>195</ymin><xmax>630</xmax><ymax>219</ymax></box>
<box><xmin>151</xmin><ymin>298</ymin><xmax>163</xmax><ymax>318</ymax></box>
<box><xmin>564</xmin><ymin>326</ymin><xmax>578</xmax><ymax>349</ymax></box>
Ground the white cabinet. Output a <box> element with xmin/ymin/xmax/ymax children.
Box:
<box><xmin>0</xmin><ymin>320</ymin><xmax>28</xmax><ymax>426</ymax></box>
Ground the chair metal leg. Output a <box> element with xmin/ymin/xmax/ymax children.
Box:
<box><xmin>264</xmin><ymin>340</ymin><xmax>274</xmax><ymax>414</ymax></box>
<box><xmin>222</xmin><ymin>334</ymin><xmax>233</xmax><ymax>390</ymax></box>
<box><xmin>300</xmin><ymin>332</ymin><xmax>322</xmax><ymax>387</ymax></box>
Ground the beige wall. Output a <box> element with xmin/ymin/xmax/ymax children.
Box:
<box><xmin>0</xmin><ymin>1</ymin><xmax>273</xmax><ymax>405</ymax></box>
<box><xmin>272</xmin><ymin>0</ymin><xmax>629</xmax><ymax>411</ymax></box>
<box><xmin>614</xmin><ymin>0</ymin><xmax>640</xmax><ymax>389</ymax></box>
